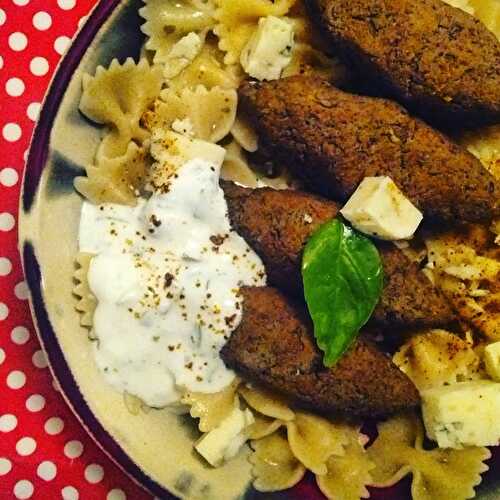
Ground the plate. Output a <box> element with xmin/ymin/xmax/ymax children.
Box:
<box><xmin>17</xmin><ymin>1</ymin><xmax>500</xmax><ymax>499</ymax></box>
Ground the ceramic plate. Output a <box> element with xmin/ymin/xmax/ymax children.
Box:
<box><xmin>17</xmin><ymin>1</ymin><xmax>500</xmax><ymax>499</ymax></box>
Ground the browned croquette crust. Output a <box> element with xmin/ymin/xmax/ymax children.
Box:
<box><xmin>238</xmin><ymin>76</ymin><xmax>499</xmax><ymax>224</ymax></box>
<box><xmin>223</xmin><ymin>182</ymin><xmax>456</xmax><ymax>330</ymax></box>
<box><xmin>306</xmin><ymin>0</ymin><xmax>500</xmax><ymax>128</ymax></box>
<box><xmin>221</xmin><ymin>286</ymin><xmax>420</xmax><ymax>418</ymax></box>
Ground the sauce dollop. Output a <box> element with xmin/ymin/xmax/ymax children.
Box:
<box><xmin>78</xmin><ymin>158</ymin><xmax>266</xmax><ymax>407</ymax></box>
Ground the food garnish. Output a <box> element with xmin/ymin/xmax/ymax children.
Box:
<box><xmin>302</xmin><ymin>219</ymin><xmax>384</xmax><ymax>366</ymax></box>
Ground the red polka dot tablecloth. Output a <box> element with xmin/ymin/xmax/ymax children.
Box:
<box><xmin>0</xmin><ymin>1</ymin><xmax>153</xmax><ymax>499</ymax></box>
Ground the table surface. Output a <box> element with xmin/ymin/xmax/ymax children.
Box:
<box><xmin>0</xmin><ymin>1</ymin><xmax>152</xmax><ymax>498</ymax></box>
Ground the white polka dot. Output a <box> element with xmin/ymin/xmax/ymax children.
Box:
<box><xmin>15</xmin><ymin>282</ymin><xmax>29</xmax><ymax>300</ymax></box>
<box><xmin>61</xmin><ymin>486</ymin><xmax>79</xmax><ymax>500</ymax></box>
<box><xmin>33</xmin><ymin>11</ymin><xmax>52</xmax><ymax>31</ymax></box>
<box><xmin>26</xmin><ymin>394</ymin><xmax>45</xmax><ymax>412</ymax></box>
<box><xmin>45</xmin><ymin>417</ymin><xmax>64</xmax><ymax>435</ymax></box>
<box><xmin>0</xmin><ymin>348</ymin><xmax>5</xmax><ymax>365</ymax></box>
<box><xmin>6</xmin><ymin>78</ymin><xmax>25</xmax><ymax>97</ymax></box>
<box><xmin>8</xmin><ymin>32</ymin><xmax>28</xmax><ymax>51</ymax></box>
<box><xmin>13</xmin><ymin>480</ymin><xmax>34</xmax><ymax>500</ymax></box>
<box><xmin>30</xmin><ymin>57</ymin><xmax>49</xmax><ymax>76</ymax></box>
<box><xmin>11</xmin><ymin>326</ymin><xmax>30</xmax><ymax>345</ymax></box>
<box><xmin>0</xmin><ymin>258</ymin><xmax>12</xmax><ymax>276</ymax></box>
<box><xmin>0</xmin><ymin>168</ymin><xmax>18</xmax><ymax>187</ymax></box>
<box><xmin>0</xmin><ymin>414</ymin><xmax>17</xmax><ymax>432</ymax></box>
<box><xmin>3</xmin><ymin>123</ymin><xmax>22</xmax><ymax>142</ymax></box>
<box><xmin>0</xmin><ymin>303</ymin><xmax>9</xmax><ymax>321</ymax></box>
<box><xmin>0</xmin><ymin>212</ymin><xmax>16</xmax><ymax>231</ymax></box>
<box><xmin>37</xmin><ymin>461</ymin><xmax>57</xmax><ymax>481</ymax></box>
<box><xmin>0</xmin><ymin>457</ymin><xmax>12</xmax><ymax>476</ymax></box>
<box><xmin>58</xmin><ymin>0</ymin><xmax>76</xmax><ymax>9</ymax></box>
<box><xmin>84</xmin><ymin>464</ymin><xmax>104</xmax><ymax>484</ymax></box>
<box><xmin>0</xmin><ymin>56</ymin><xmax>3</xmax><ymax>70</ymax></box>
<box><xmin>16</xmin><ymin>437</ymin><xmax>37</xmax><ymax>456</ymax></box>
<box><xmin>13</xmin><ymin>0</ymin><xmax>30</xmax><ymax>5</ymax></box>
<box><xmin>0</xmin><ymin>9</ymin><xmax>6</xmax><ymax>26</ymax></box>
<box><xmin>107</xmin><ymin>489</ymin><xmax>126</xmax><ymax>500</ymax></box>
<box><xmin>64</xmin><ymin>440</ymin><xmax>83</xmax><ymax>459</ymax></box>
<box><xmin>32</xmin><ymin>350</ymin><xmax>48</xmax><ymax>369</ymax></box>
<box><xmin>52</xmin><ymin>378</ymin><xmax>60</xmax><ymax>392</ymax></box>
<box><xmin>78</xmin><ymin>15</ymin><xmax>88</xmax><ymax>28</ymax></box>
<box><xmin>7</xmin><ymin>370</ymin><xmax>26</xmax><ymax>389</ymax></box>
<box><xmin>27</xmin><ymin>102</ymin><xmax>41</xmax><ymax>121</ymax></box>
<box><xmin>54</xmin><ymin>36</ymin><xmax>71</xmax><ymax>55</ymax></box>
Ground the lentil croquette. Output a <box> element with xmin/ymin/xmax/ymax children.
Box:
<box><xmin>238</xmin><ymin>76</ymin><xmax>499</xmax><ymax>224</ymax></box>
<box><xmin>306</xmin><ymin>0</ymin><xmax>500</xmax><ymax>128</ymax></box>
<box><xmin>221</xmin><ymin>287</ymin><xmax>420</xmax><ymax>417</ymax></box>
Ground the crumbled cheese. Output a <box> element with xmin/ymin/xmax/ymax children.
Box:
<box><xmin>195</xmin><ymin>405</ymin><xmax>255</xmax><ymax>466</ymax></box>
<box><xmin>422</xmin><ymin>380</ymin><xmax>500</xmax><ymax>449</ymax></box>
<box><xmin>240</xmin><ymin>16</ymin><xmax>294</xmax><ymax>81</ymax></box>
<box><xmin>163</xmin><ymin>32</ymin><xmax>203</xmax><ymax>79</ymax></box>
<box><xmin>484</xmin><ymin>342</ymin><xmax>500</xmax><ymax>381</ymax></box>
<box><xmin>340</xmin><ymin>176</ymin><xmax>423</xmax><ymax>240</ymax></box>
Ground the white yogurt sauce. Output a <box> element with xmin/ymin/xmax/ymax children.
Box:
<box><xmin>79</xmin><ymin>157</ymin><xmax>266</xmax><ymax>408</ymax></box>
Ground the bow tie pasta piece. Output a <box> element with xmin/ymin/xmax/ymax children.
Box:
<box><xmin>139</xmin><ymin>0</ymin><xmax>216</xmax><ymax>65</ymax></box>
<box><xmin>73</xmin><ymin>252</ymin><xmax>97</xmax><ymax>328</ymax></box>
<box><xmin>247</xmin><ymin>413</ymin><xmax>283</xmax><ymax>440</ymax></box>
<box><xmin>393</xmin><ymin>330</ymin><xmax>480</xmax><ymax>391</ymax></box>
<box><xmin>166</xmin><ymin>43</ymin><xmax>241</xmax><ymax>92</ymax></box>
<box><xmin>74</xmin><ymin>142</ymin><xmax>147</xmax><ymax>206</ymax></box>
<box><xmin>367</xmin><ymin>413</ymin><xmax>490</xmax><ymax>500</ymax></box>
<box><xmin>238</xmin><ymin>384</ymin><xmax>295</xmax><ymax>422</ymax></box>
<box><xmin>181</xmin><ymin>378</ymin><xmax>241</xmax><ymax>432</ymax></box>
<box><xmin>221</xmin><ymin>141</ymin><xmax>261</xmax><ymax>188</ymax></box>
<box><xmin>286</xmin><ymin>412</ymin><xmax>350</xmax><ymax>475</ymax></box>
<box><xmin>316</xmin><ymin>428</ymin><xmax>375</xmax><ymax>500</ymax></box>
<box><xmin>425</xmin><ymin>231</ymin><xmax>500</xmax><ymax>340</ymax></box>
<box><xmin>80</xmin><ymin>58</ymin><xmax>162</xmax><ymax>160</ymax></box>
<box><xmin>213</xmin><ymin>0</ymin><xmax>297</xmax><ymax>65</ymax></box>
<box><xmin>250</xmin><ymin>431</ymin><xmax>306</xmax><ymax>492</ymax></box>
<box><xmin>143</xmin><ymin>85</ymin><xmax>237</xmax><ymax>143</ymax></box>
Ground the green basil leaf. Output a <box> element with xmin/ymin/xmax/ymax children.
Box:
<box><xmin>302</xmin><ymin>219</ymin><xmax>384</xmax><ymax>367</ymax></box>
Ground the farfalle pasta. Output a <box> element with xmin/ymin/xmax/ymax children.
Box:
<box><xmin>213</xmin><ymin>0</ymin><xmax>297</xmax><ymax>65</ymax></box>
<box><xmin>74</xmin><ymin>142</ymin><xmax>147</xmax><ymax>206</ymax></box>
<box><xmin>250</xmin><ymin>431</ymin><xmax>306</xmax><ymax>492</ymax></box>
<box><xmin>167</xmin><ymin>43</ymin><xmax>240</xmax><ymax>91</ymax></box>
<box><xmin>425</xmin><ymin>231</ymin><xmax>500</xmax><ymax>340</ymax></box>
<box><xmin>139</xmin><ymin>0</ymin><xmax>215</xmax><ymax>65</ymax></box>
<box><xmin>80</xmin><ymin>58</ymin><xmax>162</xmax><ymax>161</ymax></box>
<box><xmin>286</xmin><ymin>412</ymin><xmax>349</xmax><ymax>475</ymax></box>
<box><xmin>182</xmin><ymin>378</ymin><xmax>240</xmax><ymax>432</ymax></box>
<box><xmin>238</xmin><ymin>384</ymin><xmax>295</xmax><ymax>422</ymax></box>
<box><xmin>143</xmin><ymin>85</ymin><xmax>237</xmax><ymax>143</ymax></box>
<box><xmin>368</xmin><ymin>413</ymin><xmax>490</xmax><ymax>500</ymax></box>
<box><xmin>73</xmin><ymin>252</ymin><xmax>96</xmax><ymax>327</ymax></box>
<box><xmin>317</xmin><ymin>429</ymin><xmax>374</xmax><ymax>500</ymax></box>
<box><xmin>393</xmin><ymin>330</ymin><xmax>480</xmax><ymax>391</ymax></box>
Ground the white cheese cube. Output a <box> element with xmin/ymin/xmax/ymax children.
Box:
<box><xmin>484</xmin><ymin>342</ymin><xmax>500</xmax><ymax>382</ymax></box>
<box><xmin>340</xmin><ymin>176</ymin><xmax>423</xmax><ymax>240</ymax></box>
<box><xmin>240</xmin><ymin>16</ymin><xmax>294</xmax><ymax>81</ymax></box>
<box><xmin>422</xmin><ymin>380</ymin><xmax>500</xmax><ymax>449</ymax></box>
<box><xmin>163</xmin><ymin>32</ymin><xmax>203</xmax><ymax>79</ymax></box>
<box><xmin>195</xmin><ymin>405</ymin><xmax>255</xmax><ymax>466</ymax></box>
